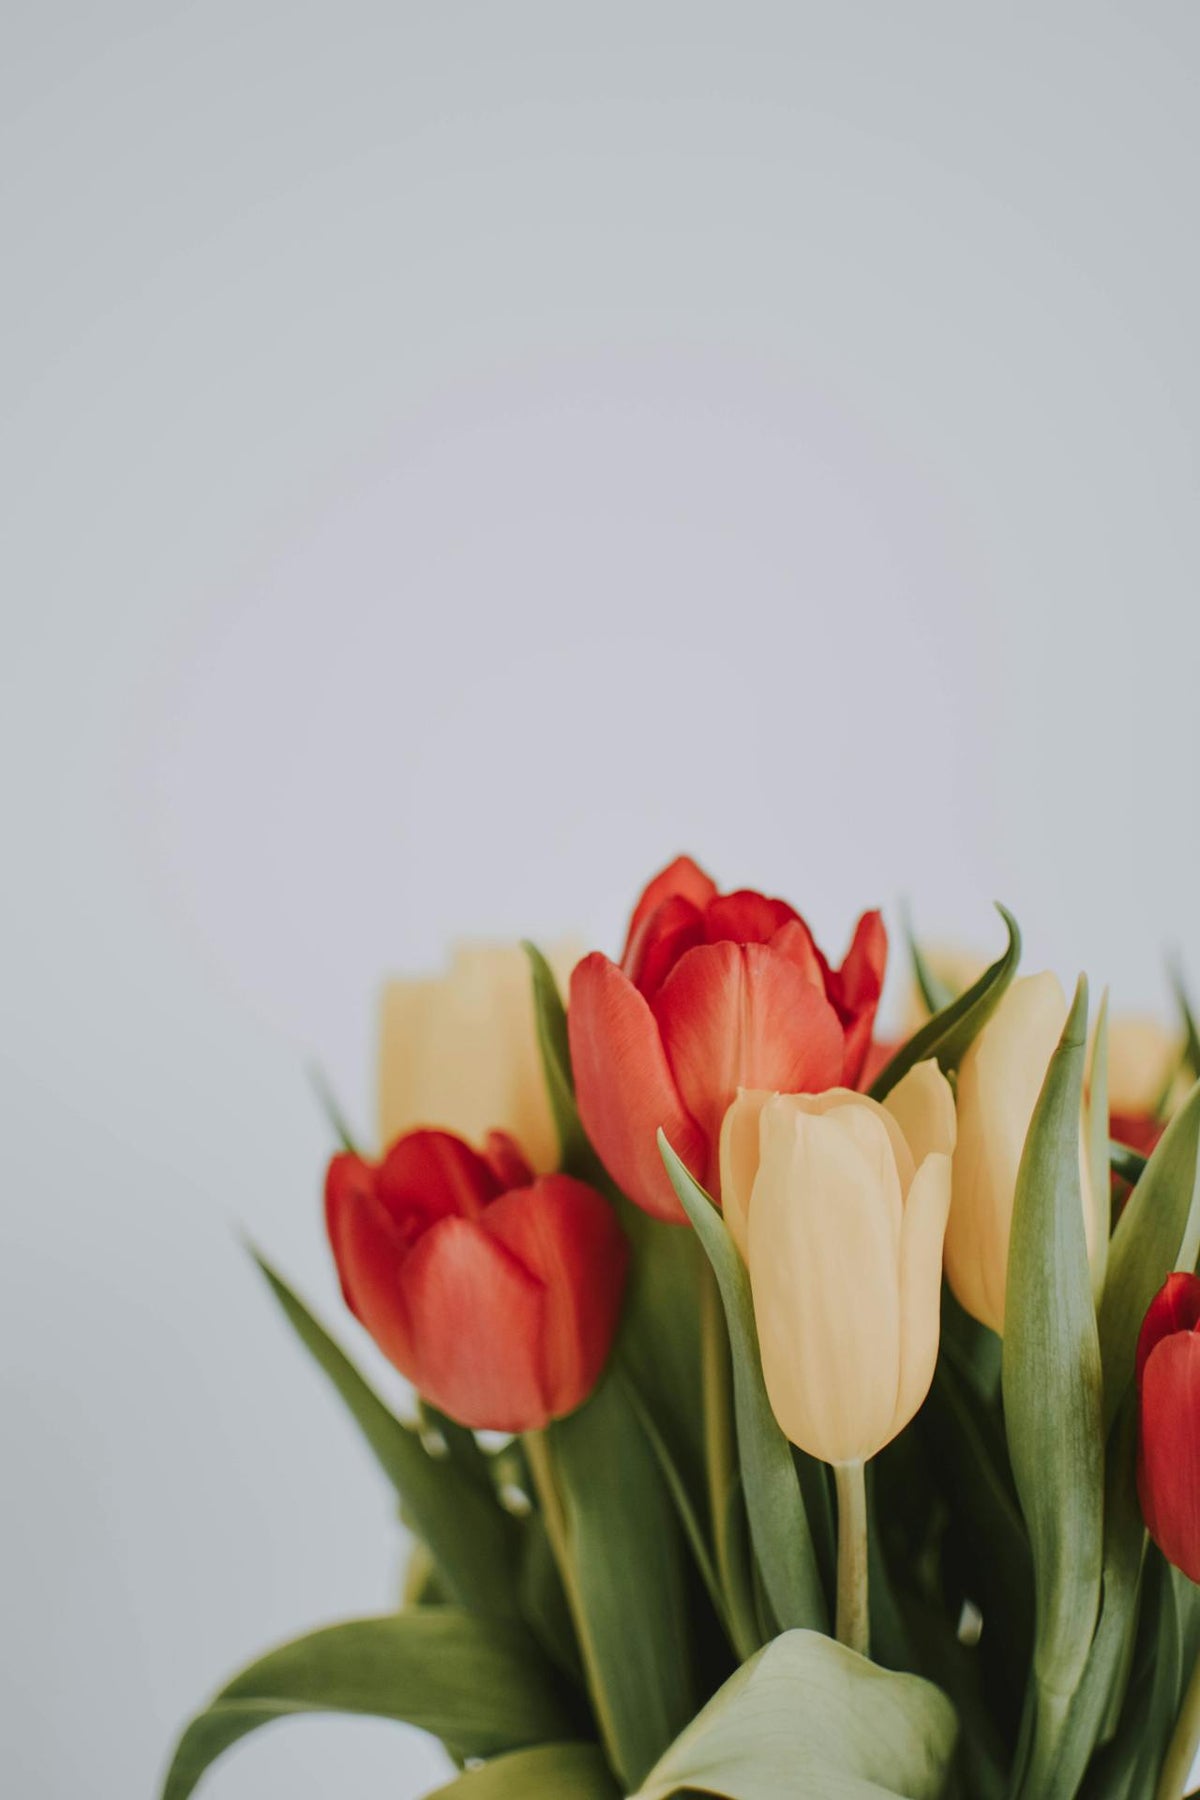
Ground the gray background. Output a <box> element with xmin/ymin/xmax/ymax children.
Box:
<box><xmin>4</xmin><ymin>4</ymin><xmax>1200</xmax><ymax>1795</ymax></box>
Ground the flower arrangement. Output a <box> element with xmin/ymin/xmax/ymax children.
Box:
<box><xmin>164</xmin><ymin>857</ymin><xmax>1200</xmax><ymax>1800</ymax></box>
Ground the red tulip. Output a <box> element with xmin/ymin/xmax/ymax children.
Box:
<box><xmin>325</xmin><ymin>1128</ymin><xmax>628</xmax><ymax>1432</ymax></box>
<box><xmin>1137</xmin><ymin>1271</ymin><xmax>1200</xmax><ymax>1583</ymax></box>
<box><xmin>567</xmin><ymin>855</ymin><xmax>887</xmax><ymax>1222</ymax></box>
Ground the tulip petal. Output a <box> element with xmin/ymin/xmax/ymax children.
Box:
<box><xmin>654</xmin><ymin>942</ymin><xmax>846</xmax><ymax>1162</ymax></box>
<box><xmin>884</xmin><ymin>1060</ymin><xmax>958</xmax><ymax>1170</ymax></box>
<box><xmin>718</xmin><ymin>1088</ymin><xmax>773</xmax><ymax>1260</ymax></box>
<box><xmin>892</xmin><ymin>1151</ymin><xmax>952</xmax><ymax>1441</ymax></box>
<box><xmin>568</xmin><ymin>953</ymin><xmax>705</xmax><ymax>1222</ymax></box>
<box><xmin>1136</xmin><ymin>1271</ymin><xmax>1200</xmax><ymax>1387</ymax></box>
<box><xmin>623</xmin><ymin>893</ymin><xmax>706</xmax><ymax>998</ymax></box>
<box><xmin>483</xmin><ymin>1130</ymin><xmax>536</xmax><ymax>1192</ymax></box>
<box><xmin>324</xmin><ymin>1153</ymin><xmax>418</xmax><ymax>1370</ymax></box>
<box><xmin>832</xmin><ymin>910</ymin><xmax>888</xmax><ymax>1085</ymax></box>
<box><xmin>482</xmin><ymin>1176</ymin><xmax>629</xmax><ymax>1419</ymax></box>
<box><xmin>377</xmin><ymin>1129</ymin><xmax>504</xmax><ymax>1225</ymax></box>
<box><xmin>704</xmin><ymin>890</ymin><xmax>800</xmax><ymax>945</ymax></box>
<box><xmin>623</xmin><ymin>855</ymin><xmax>718</xmax><ymax>956</ymax></box>
<box><xmin>768</xmin><ymin>918</ymin><xmax>829</xmax><ymax>992</ymax></box>
<box><xmin>1138</xmin><ymin>1331</ymin><xmax>1200</xmax><ymax>1583</ymax></box>
<box><xmin>749</xmin><ymin>1102</ymin><xmax>903</xmax><ymax>1464</ymax></box>
<box><xmin>398</xmin><ymin>1216</ymin><xmax>550</xmax><ymax>1432</ymax></box>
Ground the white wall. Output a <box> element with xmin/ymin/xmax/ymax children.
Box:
<box><xmin>4</xmin><ymin>5</ymin><xmax>1200</xmax><ymax>1795</ymax></box>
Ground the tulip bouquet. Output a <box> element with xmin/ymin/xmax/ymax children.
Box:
<box><xmin>165</xmin><ymin>859</ymin><xmax>1200</xmax><ymax>1800</ymax></box>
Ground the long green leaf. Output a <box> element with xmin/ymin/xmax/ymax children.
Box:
<box><xmin>1098</xmin><ymin>1079</ymin><xmax>1200</xmax><ymax>1432</ymax></box>
<box><xmin>903</xmin><ymin>908</ymin><xmax>956</xmax><ymax>1016</ymax></box>
<box><xmin>659</xmin><ymin>1133</ymin><xmax>827</xmax><ymax>1637</ymax></box>
<box><xmin>542</xmin><ymin>1368</ymin><xmax>696</xmax><ymax>1792</ymax></box>
<box><xmin>1171</xmin><ymin>960</ymin><xmax>1200</xmax><ymax>1083</ymax></box>
<box><xmin>161</xmin><ymin>1611</ymin><xmax>575</xmax><ymax>1800</ymax></box>
<box><xmin>251</xmin><ymin>1251</ymin><xmax>521</xmax><ymax>1616</ymax></box>
<box><xmin>523</xmin><ymin>941</ymin><xmax>599</xmax><ymax>1179</ymax></box>
<box><xmin>631</xmin><ymin>1629</ymin><xmax>958</xmax><ymax>1800</ymax></box>
<box><xmin>1002</xmin><ymin>977</ymin><xmax>1105</xmax><ymax>1794</ymax></box>
<box><xmin>427</xmin><ymin>1742</ymin><xmax>620</xmax><ymax>1798</ymax></box>
<box><xmin>870</xmin><ymin>904</ymin><xmax>1021</xmax><ymax>1101</ymax></box>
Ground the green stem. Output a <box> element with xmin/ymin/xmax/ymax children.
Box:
<box><xmin>700</xmin><ymin>1258</ymin><xmax>760</xmax><ymax>1659</ymax></box>
<box><xmin>1157</xmin><ymin>1649</ymin><xmax>1200</xmax><ymax>1800</ymax></box>
<box><xmin>834</xmin><ymin>1460</ymin><xmax>870</xmax><ymax>1658</ymax></box>
<box><xmin>523</xmin><ymin>1428</ymin><xmax>622</xmax><ymax>1776</ymax></box>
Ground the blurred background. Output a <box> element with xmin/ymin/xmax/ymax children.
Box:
<box><xmin>3</xmin><ymin>4</ymin><xmax>1200</xmax><ymax>1794</ymax></box>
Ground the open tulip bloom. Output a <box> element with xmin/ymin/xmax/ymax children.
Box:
<box><xmin>165</xmin><ymin>859</ymin><xmax>1200</xmax><ymax>1800</ymax></box>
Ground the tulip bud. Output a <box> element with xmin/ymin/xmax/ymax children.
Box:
<box><xmin>1136</xmin><ymin>1272</ymin><xmax>1200</xmax><ymax>1584</ymax></box>
<box><xmin>326</xmin><ymin>1128</ymin><xmax>628</xmax><ymax>1432</ymax></box>
<box><xmin>379</xmin><ymin>942</ymin><xmax>579</xmax><ymax>1174</ymax></box>
<box><xmin>946</xmin><ymin>972</ymin><xmax>1094</xmax><ymax>1336</ymax></box>
<box><xmin>720</xmin><ymin>1062</ymin><xmax>956</xmax><ymax>1466</ymax></box>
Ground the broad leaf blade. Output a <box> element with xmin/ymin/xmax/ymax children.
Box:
<box><xmin>1002</xmin><ymin>977</ymin><xmax>1105</xmax><ymax>1787</ymax></box>
<box><xmin>1098</xmin><ymin>1079</ymin><xmax>1200</xmax><ymax>1432</ymax></box>
<box><xmin>427</xmin><ymin>1742</ymin><xmax>620</xmax><ymax>1798</ymax></box>
<box><xmin>871</xmin><ymin>904</ymin><xmax>1021</xmax><ymax>1101</ymax></box>
<box><xmin>659</xmin><ymin>1133</ymin><xmax>827</xmax><ymax>1637</ymax></box>
<box><xmin>631</xmin><ymin>1629</ymin><xmax>958</xmax><ymax>1800</ymax></box>
<box><xmin>546</xmin><ymin>1368</ymin><xmax>697</xmax><ymax>1792</ymax></box>
<box><xmin>161</xmin><ymin>1611</ymin><xmax>575</xmax><ymax>1800</ymax></box>
<box><xmin>252</xmin><ymin>1252</ymin><xmax>521</xmax><ymax>1616</ymax></box>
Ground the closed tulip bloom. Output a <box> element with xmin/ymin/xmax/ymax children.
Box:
<box><xmin>1109</xmin><ymin>1016</ymin><xmax>1184</xmax><ymax>1158</ymax></box>
<box><xmin>720</xmin><ymin>1061</ymin><xmax>956</xmax><ymax>1465</ymax></box>
<box><xmin>568</xmin><ymin>855</ymin><xmax>887</xmax><ymax>1222</ymax></box>
<box><xmin>379</xmin><ymin>942</ymin><xmax>579</xmax><ymax>1173</ymax></box>
<box><xmin>947</xmin><ymin>972</ymin><xmax>1093</xmax><ymax>1336</ymax></box>
<box><xmin>326</xmin><ymin>1128</ymin><xmax>628</xmax><ymax>1432</ymax></box>
<box><xmin>1137</xmin><ymin>1272</ymin><xmax>1200</xmax><ymax>1583</ymax></box>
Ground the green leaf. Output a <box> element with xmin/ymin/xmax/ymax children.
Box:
<box><xmin>631</xmin><ymin>1629</ymin><xmax>958</xmax><ymax>1800</ymax></box>
<box><xmin>161</xmin><ymin>1611</ymin><xmax>576</xmax><ymax>1800</ymax></box>
<box><xmin>1108</xmin><ymin>1140</ymin><xmax>1148</xmax><ymax>1188</ymax></box>
<box><xmin>306</xmin><ymin>1062</ymin><xmax>362</xmax><ymax>1153</ymax></box>
<box><xmin>1171</xmin><ymin>959</ymin><xmax>1200</xmax><ymax>1084</ymax></box>
<box><xmin>541</xmin><ymin>1369</ymin><xmax>697</xmax><ymax>1792</ymax></box>
<box><xmin>1098</xmin><ymin>1079</ymin><xmax>1200</xmax><ymax>1433</ymax></box>
<box><xmin>1002</xmin><ymin>977</ymin><xmax>1105</xmax><ymax>1792</ymax></box>
<box><xmin>426</xmin><ymin>1742</ymin><xmax>620</xmax><ymax>1798</ymax></box>
<box><xmin>870</xmin><ymin>904</ymin><xmax>1021</xmax><ymax>1101</ymax></box>
<box><xmin>251</xmin><ymin>1251</ymin><xmax>521</xmax><ymax>1617</ymax></box>
<box><xmin>1088</xmin><ymin>989</ymin><xmax>1111</xmax><ymax>1300</ymax></box>
<box><xmin>659</xmin><ymin>1132</ymin><xmax>827</xmax><ymax>1638</ymax></box>
<box><xmin>523</xmin><ymin>941</ymin><xmax>598</xmax><ymax>1179</ymax></box>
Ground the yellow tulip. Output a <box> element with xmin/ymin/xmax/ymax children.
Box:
<box><xmin>1107</xmin><ymin>1015</ymin><xmax>1183</xmax><ymax>1119</ymax></box>
<box><xmin>719</xmin><ymin>1062</ymin><xmax>956</xmax><ymax>1466</ymax></box>
<box><xmin>378</xmin><ymin>942</ymin><xmax>579</xmax><ymax>1172</ymax></box>
<box><xmin>947</xmin><ymin>971</ymin><xmax>1093</xmax><ymax>1335</ymax></box>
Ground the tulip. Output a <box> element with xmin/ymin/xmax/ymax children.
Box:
<box><xmin>719</xmin><ymin>1060</ymin><xmax>956</xmax><ymax>1465</ymax></box>
<box><xmin>379</xmin><ymin>941</ymin><xmax>579</xmax><ymax>1174</ymax></box>
<box><xmin>325</xmin><ymin>1127</ymin><xmax>628</xmax><ymax>1432</ymax></box>
<box><xmin>946</xmin><ymin>972</ymin><xmax>1094</xmax><ymax>1336</ymax></box>
<box><xmin>1137</xmin><ymin>1272</ymin><xmax>1200</xmax><ymax>1584</ymax></box>
<box><xmin>569</xmin><ymin>855</ymin><xmax>887</xmax><ymax>1222</ymax></box>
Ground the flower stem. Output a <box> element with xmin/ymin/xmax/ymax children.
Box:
<box><xmin>834</xmin><ymin>1459</ymin><xmax>870</xmax><ymax>1658</ymax></box>
<box><xmin>1157</xmin><ymin>1647</ymin><xmax>1200</xmax><ymax>1800</ymax></box>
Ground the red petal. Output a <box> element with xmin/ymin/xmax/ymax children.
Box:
<box><xmin>703</xmin><ymin>890</ymin><xmax>800</xmax><ymax>946</ymax></box>
<box><xmin>829</xmin><ymin>911</ymin><xmax>888</xmax><ymax>1085</ymax></box>
<box><xmin>483</xmin><ymin>1130</ymin><xmax>536</xmax><ymax>1190</ymax></box>
<box><xmin>325</xmin><ymin>1153</ymin><xmax>417</xmax><ymax>1369</ymax></box>
<box><xmin>1138</xmin><ymin>1331</ymin><xmax>1200</xmax><ymax>1583</ymax></box>
<box><xmin>623</xmin><ymin>893</ymin><xmax>706</xmax><ymax>998</ymax></box>
<box><xmin>568</xmin><ymin>952</ymin><xmax>704</xmax><ymax>1222</ymax></box>
<box><xmin>399</xmin><ymin>1216</ymin><xmax>550</xmax><ymax>1431</ymax></box>
<box><xmin>377</xmin><ymin>1129</ymin><xmax>504</xmax><ymax>1228</ymax></box>
<box><xmin>653</xmin><ymin>941</ymin><xmax>846</xmax><ymax>1179</ymax></box>
<box><xmin>1111</xmin><ymin>1110</ymin><xmax>1166</xmax><ymax>1159</ymax></box>
<box><xmin>1137</xmin><ymin>1272</ymin><xmax>1200</xmax><ymax>1388</ymax></box>
<box><xmin>483</xmin><ymin>1176</ymin><xmax>629</xmax><ymax>1418</ymax></box>
<box><xmin>622</xmin><ymin>856</ymin><xmax>718</xmax><ymax>961</ymax></box>
<box><xmin>769</xmin><ymin>917</ymin><xmax>829</xmax><ymax>991</ymax></box>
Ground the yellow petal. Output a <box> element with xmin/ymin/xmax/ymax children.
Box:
<box><xmin>1107</xmin><ymin>1015</ymin><xmax>1181</xmax><ymax>1116</ymax></box>
<box><xmin>719</xmin><ymin>1088</ymin><xmax>773</xmax><ymax>1260</ymax></box>
<box><xmin>891</xmin><ymin>1151</ymin><xmax>952</xmax><ymax>1441</ymax></box>
<box><xmin>749</xmin><ymin>1099</ymin><xmax>903</xmax><ymax>1465</ymax></box>
<box><xmin>883</xmin><ymin>1059</ymin><xmax>957</xmax><ymax>1168</ymax></box>
<box><xmin>378</xmin><ymin>940</ymin><xmax>580</xmax><ymax>1171</ymax></box>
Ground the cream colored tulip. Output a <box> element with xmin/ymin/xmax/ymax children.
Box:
<box><xmin>947</xmin><ymin>972</ymin><xmax>1093</xmax><ymax>1335</ymax></box>
<box><xmin>378</xmin><ymin>941</ymin><xmax>579</xmax><ymax>1172</ymax></box>
<box><xmin>1107</xmin><ymin>1015</ymin><xmax>1184</xmax><ymax>1119</ymax></box>
<box><xmin>720</xmin><ymin>1062</ymin><xmax>956</xmax><ymax>1466</ymax></box>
